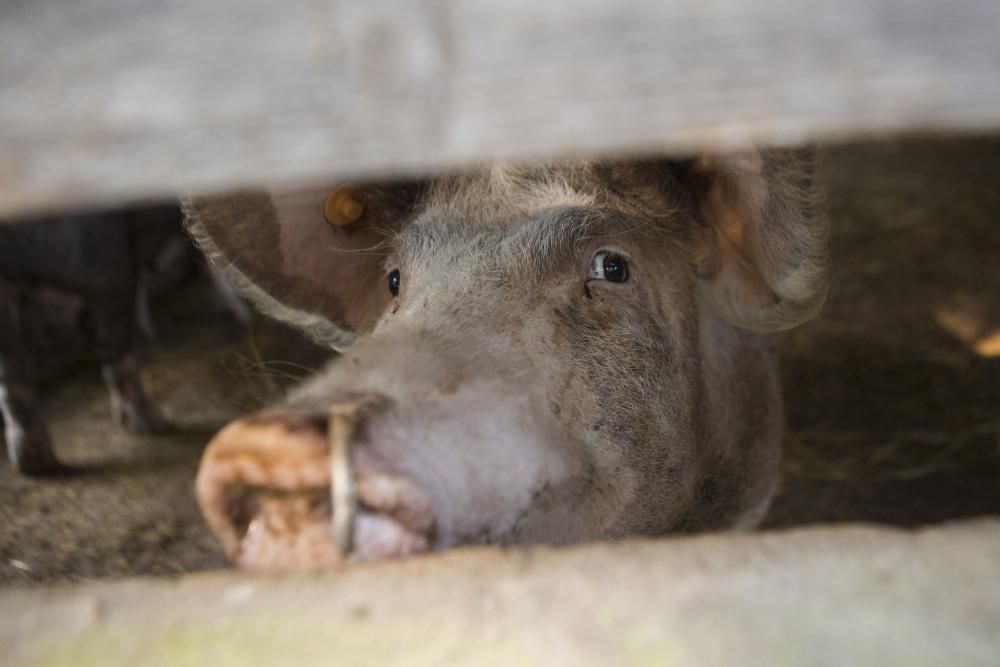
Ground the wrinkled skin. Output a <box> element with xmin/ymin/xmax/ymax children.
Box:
<box><xmin>188</xmin><ymin>152</ymin><xmax>827</xmax><ymax>569</ymax></box>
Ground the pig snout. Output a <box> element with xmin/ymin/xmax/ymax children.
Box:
<box><xmin>196</xmin><ymin>401</ymin><xmax>436</xmax><ymax>571</ymax></box>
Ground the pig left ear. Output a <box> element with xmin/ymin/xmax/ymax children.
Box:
<box><xmin>184</xmin><ymin>182</ymin><xmax>423</xmax><ymax>350</ymax></box>
<box><xmin>689</xmin><ymin>149</ymin><xmax>828</xmax><ymax>332</ymax></box>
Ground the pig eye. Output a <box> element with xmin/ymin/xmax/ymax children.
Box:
<box><xmin>388</xmin><ymin>269</ymin><xmax>401</xmax><ymax>296</ymax></box>
<box><xmin>588</xmin><ymin>251</ymin><xmax>629</xmax><ymax>283</ymax></box>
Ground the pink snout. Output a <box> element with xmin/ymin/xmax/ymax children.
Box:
<box><xmin>195</xmin><ymin>404</ymin><xmax>436</xmax><ymax>571</ymax></box>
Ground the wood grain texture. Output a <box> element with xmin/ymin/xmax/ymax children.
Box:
<box><xmin>2</xmin><ymin>0</ymin><xmax>999</xmax><ymax>215</ymax></box>
<box><xmin>2</xmin><ymin>521</ymin><xmax>999</xmax><ymax>666</ymax></box>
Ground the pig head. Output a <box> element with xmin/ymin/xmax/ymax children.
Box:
<box><xmin>185</xmin><ymin>151</ymin><xmax>827</xmax><ymax>570</ymax></box>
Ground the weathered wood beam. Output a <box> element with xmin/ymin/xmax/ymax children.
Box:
<box><xmin>2</xmin><ymin>521</ymin><xmax>998</xmax><ymax>666</ymax></box>
<box><xmin>2</xmin><ymin>0</ymin><xmax>1000</xmax><ymax>215</ymax></box>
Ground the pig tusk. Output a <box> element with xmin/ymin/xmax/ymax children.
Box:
<box><xmin>329</xmin><ymin>403</ymin><xmax>361</xmax><ymax>556</ymax></box>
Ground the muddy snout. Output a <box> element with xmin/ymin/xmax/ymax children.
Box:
<box><xmin>195</xmin><ymin>400</ymin><xmax>436</xmax><ymax>571</ymax></box>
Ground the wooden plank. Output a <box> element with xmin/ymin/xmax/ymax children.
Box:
<box><xmin>2</xmin><ymin>0</ymin><xmax>1000</xmax><ymax>216</ymax></box>
<box><xmin>2</xmin><ymin>520</ymin><xmax>999</xmax><ymax>666</ymax></box>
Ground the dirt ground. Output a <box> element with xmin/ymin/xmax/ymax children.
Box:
<box><xmin>1</xmin><ymin>136</ymin><xmax>998</xmax><ymax>585</ymax></box>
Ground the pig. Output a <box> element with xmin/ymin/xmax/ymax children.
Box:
<box><xmin>0</xmin><ymin>204</ymin><xmax>183</xmax><ymax>475</ymax></box>
<box><xmin>186</xmin><ymin>150</ymin><xmax>827</xmax><ymax>569</ymax></box>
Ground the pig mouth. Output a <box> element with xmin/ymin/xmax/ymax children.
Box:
<box><xmin>195</xmin><ymin>409</ymin><xmax>436</xmax><ymax>571</ymax></box>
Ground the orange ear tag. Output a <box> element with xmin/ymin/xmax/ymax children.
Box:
<box><xmin>324</xmin><ymin>186</ymin><xmax>367</xmax><ymax>227</ymax></box>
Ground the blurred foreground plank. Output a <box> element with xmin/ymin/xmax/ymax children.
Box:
<box><xmin>2</xmin><ymin>0</ymin><xmax>1000</xmax><ymax>215</ymax></box>
<box><xmin>2</xmin><ymin>520</ymin><xmax>999</xmax><ymax>666</ymax></box>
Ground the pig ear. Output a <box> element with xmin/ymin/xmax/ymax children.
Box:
<box><xmin>183</xmin><ymin>184</ymin><xmax>420</xmax><ymax>349</ymax></box>
<box><xmin>688</xmin><ymin>149</ymin><xmax>828</xmax><ymax>332</ymax></box>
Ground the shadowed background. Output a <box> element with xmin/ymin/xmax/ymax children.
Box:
<box><xmin>1</xmin><ymin>135</ymin><xmax>997</xmax><ymax>584</ymax></box>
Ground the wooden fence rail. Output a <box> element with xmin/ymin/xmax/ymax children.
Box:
<box><xmin>2</xmin><ymin>0</ymin><xmax>1000</xmax><ymax>215</ymax></box>
<box><xmin>3</xmin><ymin>521</ymin><xmax>999</xmax><ymax>666</ymax></box>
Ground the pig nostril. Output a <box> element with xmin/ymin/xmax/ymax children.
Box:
<box><xmin>197</xmin><ymin>396</ymin><xmax>434</xmax><ymax>570</ymax></box>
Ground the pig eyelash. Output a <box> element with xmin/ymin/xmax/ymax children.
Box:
<box><xmin>587</xmin><ymin>249</ymin><xmax>630</xmax><ymax>283</ymax></box>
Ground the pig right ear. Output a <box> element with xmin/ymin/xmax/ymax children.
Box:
<box><xmin>686</xmin><ymin>149</ymin><xmax>829</xmax><ymax>332</ymax></box>
<box><xmin>183</xmin><ymin>184</ymin><xmax>421</xmax><ymax>350</ymax></box>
